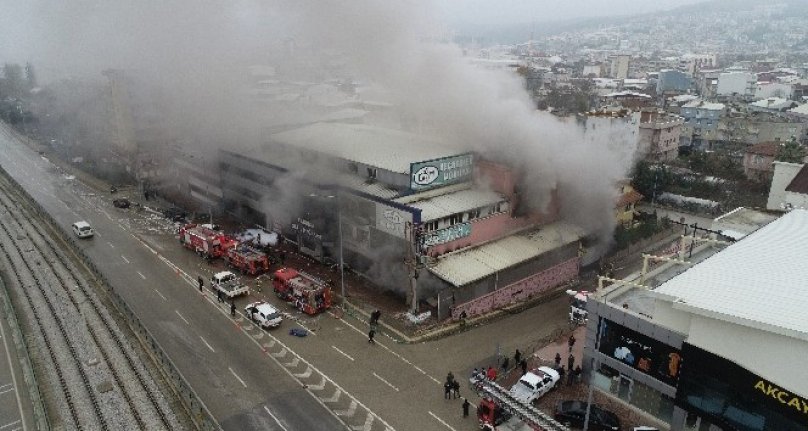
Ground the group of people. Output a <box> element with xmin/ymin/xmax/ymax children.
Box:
<box><xmin>198</xmin><ymin>275</ymin><xmax>236</xmax><ymax>316</ymax></box>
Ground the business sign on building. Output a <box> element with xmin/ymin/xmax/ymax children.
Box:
<box><xmin>676</xmin><ymin>343</ymin><xmax>808</xmax><ymax>431</ymax></box>
<box><xmin>410</xmin><ymin>153</ymin><xmax>474</xmax><ymax>191</ymax></box>
<box><xmin>422</xmin><ymin>223</ymin><xmax>472</xmax><ymax>247</ymax></box>
<box><xmin>375</xmin><ymin>204</ymin><xmax>412</xmax><ymax>239</ymax></box>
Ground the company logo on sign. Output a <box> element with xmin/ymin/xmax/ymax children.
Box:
<box><xmin>410</xmin><ymin>153</ymin><xmax>474</xmax><ymax>191</ymax></box>
<box><xmin>383</xmin><ymin>209</ymin><xmax>405</xmax><ymax>226</ymax></box>
<box><xmin>413</xmin><ymin>166</ymin><xmax>440</xmax><ymax>186</ymax></box>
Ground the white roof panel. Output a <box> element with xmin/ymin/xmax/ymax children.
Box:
<box><xmin>270</xmin><ymin>123</ymin><xmax>466</xmax><ymax>174</ymax></box>
<box><xmin>655</xmin><ymin>209</ymin><xmax>808</xmax><ymax>339</ymax></box>
<box><xmin>429</xmin><ymin>222</ymin><xmax>583</xmax><ymax>287</ymax></box>
<box><xmin>399</xmin><ymin>189</ymin><xmax>505</xmax><ymax>221</ymax></box>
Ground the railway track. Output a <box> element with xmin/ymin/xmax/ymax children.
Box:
<box><xmin>0</xmin><ymin>172</ymin><xmax>183</xmax><ymax>429</ymax></box>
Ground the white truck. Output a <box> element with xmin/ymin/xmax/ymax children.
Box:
<box><xmin>509</xmin><ymin>366</ymin><xmax>561</xmax><ymax>404</ymax></box>
<box><xmin>211</xmin><ymin>271</ymin><xmax>249</xmax><ymax>298</ymax></box>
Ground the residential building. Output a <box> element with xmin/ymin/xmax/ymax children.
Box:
<box><xmin>584</xmin><ymin>210</ymin><xmax>807</xmax><ymax>431</ymax></box>
<box><xmin>580</xmin><ymin>109</ymin><xmax>641</xmax><ymax>156</ymax></box>
<box><xmin>600</xmin><ymin>91</ymin><xmax>654</xmax><ymax>110</ymax></box>
<box><xmin>615</xmin><ymin>182</ymin><xmax>643</xmax><ymax>226</ymax></box>
<box><xmin>680</xmin><ymin>100</ymin><xmax>725</xmax><ymax>149</ymax></box>
<box><xmin>582</xmin><ymin>64</ymin><xmax>603</xmax><ymax>78</ymax></box>
<box><xmin>719</xmin><ymin>113</ymin><xmax>808</xmax><ymax>146</ymax></box>
<box><xmin>639</xmin><ymin>110</ymin><xmax>684</xmax><ymax>162</ymax></box>
<box><xmin>656</xmin><ymin>70</ymin><xmax>692</xmax><ymax>95</ymax></box>
<box><xmin>609</xmin><ymin>54</ymin><xmax>631</xmax><ymax>79</ymax></box>
<box><xmin>749</xmin><ymin>97</ymin><xmax>798</xmax><ymax>114</ymax></box>
<box><xmin>767</xmin><ymin>162</ymin><xmax>808</xmax><ymax>211</ymax></box>
<box><xmin>716</xmin><ymin>71</ymin><xmax>756</xmax><ymax>96</ymax></box>
<box><xmin>754</xmin><ymin>82</ymin><xmax>794</xmax><ymax>100</ymax></box>
<box><xmin>742</xmin><ymin>141</ymin><xmax>779</xmax><ymax>182</ymax></box>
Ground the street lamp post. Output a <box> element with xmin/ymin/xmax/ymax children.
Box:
<box><xmin>337</xmin><ymin>197</ymin><xmax>346</xmax><ymax>309</ymax></box>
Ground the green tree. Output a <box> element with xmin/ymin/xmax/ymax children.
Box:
<box><xmin>775</xmin><ymin>137</ymin><xmax>807</xmax><ymax>163</ymax></box>
<box><xmin>631</xmin><ymin>160</ymin><xmax>672</xmax><ymax>201</ymax></box>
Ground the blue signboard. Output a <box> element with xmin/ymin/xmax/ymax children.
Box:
<box><xmin>422</xmin><ymin>223</ymin><xmax>472</xmax><ymax>247</ymax></box>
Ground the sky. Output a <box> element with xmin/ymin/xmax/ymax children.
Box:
<box><xmin>435</xmin><ymin>0</ymin><xmax>707</xmax><ymax>26</ymax></box>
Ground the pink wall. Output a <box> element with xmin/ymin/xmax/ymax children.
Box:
<box><xmin>451</xmin><ymin>257</ymin><xmax>580</xmax><ymax>319</ymax></box>
<box><xmin>426</xmin><ymin>188</ymin><xmax>560</xmax><ymax>257</ymax></box>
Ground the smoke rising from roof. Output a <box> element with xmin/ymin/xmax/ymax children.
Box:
<box><xmin>4</xmin><ymin>0</ymin><xmax>637</xmax><ymax>261</ymax></box>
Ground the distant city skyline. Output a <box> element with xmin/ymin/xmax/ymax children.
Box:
<box><xmin>435</xmin><ymin>0</ymin><xmax>708</xmax><ymax>26</ymax></box>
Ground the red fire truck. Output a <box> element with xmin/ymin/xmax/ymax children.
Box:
<box><xmin>272</xmin><ymin>268</ymin><xmax>332</xmax><ymax>315</ymax></box>
<box><xmin>226</xmin><ymin>245</ymin><xmax>270</xmax><ymax>276</ymax></box>
<box><xmin>178</xmin><ymin>224</ymin><xmax>238</xmax><ymax>259</ymax></box>
<box><xmin>471</xmin><ymin>373</ymin><xmax>570</xmax><ymax>431</ymax></box>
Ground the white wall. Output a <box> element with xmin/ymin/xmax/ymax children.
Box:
<box><xmin>767</xmin><ymin>161</ymin><xmax>804</xmax><ymax>210</ymax></box>
<box><xmin>755</xmin><ymin>82</ymin><xmax>794</xmax><ymax>100</ymax></box>
<box><xmin>784</xmin><ymin>190</ymin><xmax>808</xmax><ymax>210</ymax></box>
<box><xmin>686</xmin><ymin>315</ymin><xmax>808</xmax><ymax>398</ymax></box>
<box><xmin>717</xmin><ymin>72</ymin><xmax>755</xmax><ymax>96</ymax></box>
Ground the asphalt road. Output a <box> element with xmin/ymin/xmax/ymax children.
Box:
<box><xmin>0</xmin><ymin>122</ymin><xmax>576</xmax><ymax>431</ymax></box>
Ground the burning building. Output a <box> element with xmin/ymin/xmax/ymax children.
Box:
<box><xmin>219</xmin><ymin>121</ymin><xmax>582</xmax><ymax>318</ymax></box>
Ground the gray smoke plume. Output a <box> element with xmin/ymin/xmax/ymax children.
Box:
<box><xmin>3</xmin><ymin>0</ymin><xmax>638</xmax><ymax>273</ymax></box>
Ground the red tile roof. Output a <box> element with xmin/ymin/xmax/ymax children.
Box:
<box><xmin>786</xmin><ymin>164</ymin><xmax>808</xmax><ymax>194</ymax></box>
<box><xmin>745</xmin><ymin>141</ymin><xmax>780</xmax><ymax>157</ymax></box>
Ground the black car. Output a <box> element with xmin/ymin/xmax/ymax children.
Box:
<box><xmin>112</xmin><ymin>198</ymin><xmax>131</xmax><ymax>209</ymax></box>
<box><xmin>554</xmin><ymin>400</ymin><xmax>621</xmax><ymax>431</ymax></box>
<box><xmin>163</xmin><ymin>207</ymin><xmax>188</xmax><ymax>222</ymax></box>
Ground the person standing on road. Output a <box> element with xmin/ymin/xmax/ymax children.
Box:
<box><xmin>486</xmin><ymin>366</ymin><xmax>497</xmax><ymax>381</ymax></box>
<box><xmin>513</xmin><ymin>349</ymin><xmax>522</xmax><ymax>367</ymax></box>
<box><xmin>452</xmin><ymin>380</ymin><xmax>460</xmax><ymax>399</ymax></box>
<box><xmin>568</xmin><ymin>354</ymin><xmax>575</xmax><ymax>372</ymax></box>
<box><xmin>216</xmin><ymin>288</ymin><xmax>223</xmax><ymax>303</ymax></box>
<box><xmin>554</xmin><ymin>352</ymin><xmax>562</xmax><ymax>368</ymax></box>
<box><xmin>444</xmin><ymin>381</ymin><xmax>452</xmax><ymax>399</ymax></box>
<box><xmin>197</xmin><ymin>276</ymin><xmax>203</xmax><ymax>292</ymax></box>
<box><xmin>501</xmin><ymin>356</ymin><xmax>510</xmax><ymax>372</ymax></box>
<box><xmin>568</xmin><ymin>334</ymin><xmax>576</xmax><ymax>353</ymax></box>
<box><xmin>520</xmin><ymin>359</ymin><xmax>528</xmax><ymax>375</ymax></box>
<box><xmin>462</xmin><ymin>398</ymin><xmax>470</xmax><ymax>417</ymax></box>
<box><xmin>230</xmin><ymin>299</ymin><xmax>236</xmax><ymax>317</ymax></box>
<box><xmin>368</xmin><ymin>328</ymin><xmax>375</xmax><ymax>344</ymax></box>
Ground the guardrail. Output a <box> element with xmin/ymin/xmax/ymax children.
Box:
<box><xmin>0</xmin><ymin>166</ymin><xmax>221</xmax><ymax>431</ymax></box>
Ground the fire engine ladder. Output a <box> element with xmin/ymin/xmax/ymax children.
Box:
<box><xmin>473</xmin><ymin>376</ymin><xmax>570</xmax><ymax>431</ymax></box>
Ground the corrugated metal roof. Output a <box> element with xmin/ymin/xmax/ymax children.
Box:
<box><xmin>655</xmin><ymin>209</ymin><xmax>808</xmax><ymax>339</ymax></box>
<box><xmin>428</xmin><ymin>222</ymin><xmax>584</xmax><ymax>287</ymax></box>
<box><xmin>270</xmin><ymin>123</ymin><xmax>465</xmax><ymax>174</ymax></box>
<box><xmin>399</xmin><ymin>189</ymin><xmax>505</xmax><ymax>221</ymax></box>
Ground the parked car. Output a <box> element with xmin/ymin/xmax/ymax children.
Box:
<box><xmin>509</xmin><ymin>366</ymin><xmax>560</xmax><ymax>404</ymax></box>
<box><xmin>71</xmin><ymin>221</ymin><xmax>94</xmax><ymax>238</ymax></box>
<box><xmin>244</xmin><ymin>301</ymin><xmax>283</xmax><ymax>329</ymax></box>
<box><xmin>163</xmin><ymin>207</ymin><xmax>188</xmax><ymax>222</ymax></box>
<box><xmin>112</xmin><ymin>198</ymin><xmax>131</xmax><ymax>208</ymax></box>
<box><xmin>554</xmin><ymin>400</ymin><xmax>621</xmax><ymax>431</ymax></box>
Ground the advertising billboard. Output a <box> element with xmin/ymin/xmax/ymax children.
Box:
<box><xmin>410</xmin><ymin>153</ymin><xmax>474</xmax><ymax>191</ymax></box>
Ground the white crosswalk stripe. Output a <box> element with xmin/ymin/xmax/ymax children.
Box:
<box><xmin>335</xmin><ymin>400</ymin><xmax>357</xmax><ymax>417</ymax></box>
<box><xmin>293</xmin><ymin>366</ymin><xmax>312</xmax><ymax>379</ymax></box>
<box><xmin>271</xmin><ymin>348</ymin><xmax>287</xmax><ymax>358</ymax></box>
<box><xmin>307</xmin><ymin>375</ymin><xmax>326</xmax><ymax>391</ymax></box>
<box><xmin>283</xmin><ymin>357</ymin><xmax>299</xmax><ymax>367</ymax></box>
<box><xmin>350</xmin><ymin>412</ymin><xmax>374</xmax><ymax>431</ymax></box>
<box><xmin>321</xmin><ymin>388</ymin><xmax>341</xmax><ymax>403</ymax></box>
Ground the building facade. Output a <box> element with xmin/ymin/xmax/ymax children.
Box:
<box><xmin>639</xmin><ymin>111</ymin><xmax>684</xmax><ymax>161</ymax></box>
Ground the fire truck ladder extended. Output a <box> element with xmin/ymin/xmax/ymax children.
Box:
<box><xmin>473</xmin><ymin>375</ymin><xmax>570</xmax><ymax>431</ymax></box>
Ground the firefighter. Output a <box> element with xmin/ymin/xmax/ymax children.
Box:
<box><xmin>197</xmin><ymin>276</ymin><xmax>204</xmax><ymax>292</ymax></box>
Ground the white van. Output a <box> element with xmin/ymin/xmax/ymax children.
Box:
<box><xmin>72</xmin><ymin>221</ymin><xmax>94</xmax><ymax>238</ymax></box>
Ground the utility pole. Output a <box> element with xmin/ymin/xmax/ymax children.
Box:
<box><xmin>404</xmin><ymin>222</ymin><xmax>422</xmax><ymax>314</ymax></box>
<box><xmin>337</xmin><ymin>196</ymin><xmax>346</xmax><ymax>309</ymax></box>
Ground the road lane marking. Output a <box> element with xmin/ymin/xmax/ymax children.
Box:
<box><xmin>331</xmin><ymin>345</ymin><xmax>354</xmax><ymax>361</ymax></box>
<box><xmin>121</xmin><ymin>255</ymin><xmax>129</xmax><ymax>264</ymax></box>
<box><xmin>0</xmin><ymin>387</ymin><xmax>14</xmax><ymax>395</ymax></box>
<box><xmin>0</xmin><ymin>420</ymin><xmax>22</xmax><ymax>430</ymax></box>
<box><xmin>154</xmin><ymin>289</ymin><xmax>166</xmax><ymax>301</ymax></box>
<box><xmin>428</xmin><ymin>412</ymin><xmax>457</xmax><ymax>431</ymax></box>
<box><xmin>175</xmin><ymin>310</ymin><xmax>190</xmax><ymax>325</ymax></box>
<box><xmin>334</xmin><ymin>311</ymin><xmax>442</xmax><ymax>385</ymax></box>
<box><xmin>137</xmin><ymin>271</ymin><xmax>146</xmax><ymax>280</ymax></box>
<box><xmin>372</xmin><ymin>372</ymin><xmax>399</xmax><ymax>392</ymax></box>
<box><xmin>200</xmin><ymin>336</ymin><xmax>215</xmax><ymax>353</ymax></box>
<box><xmin>263</xmin><ymin>406</ymin><xmax>290</xmax><ymax>431</ymax></box>
<box><xmin>229</xmin><ymin>367</ymin><xmax>247</xmax><ymax>388</ymax></box>
<box><xmin>107</xmin><ymin>242</ymin><xmax>114</xmax><ymax>248</ymax></box>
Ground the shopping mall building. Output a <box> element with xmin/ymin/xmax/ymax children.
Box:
<box><xmin>583</xmin><ymin>208</ymin><xmax>808</xmax><ymax>431</ymax></box>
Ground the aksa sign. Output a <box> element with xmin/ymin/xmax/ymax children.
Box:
<box><xmin>410</xmin><ymin>154</ymin><xmax>474</xmax><ymax>191</ymax></box>
<box><xmin>375</xmin><ymin>204</ymin><xmax>412</xmax><ymax>239</ymax></box>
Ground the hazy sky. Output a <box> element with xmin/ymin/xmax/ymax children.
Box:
<box><xmin>435</xmin><ymin>0</ymin><xmax>708</xmax><ymax>25</ymax></box>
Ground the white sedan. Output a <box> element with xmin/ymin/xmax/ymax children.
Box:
<box><xmin>244</xmin><ymin>302</ymin><xmax>283</xmax><ymax>329</ymax></box>
<box><xmin>509</xmin><ymin>366</ymin><xmax>560</xmax><ymax>404</ymax></box>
